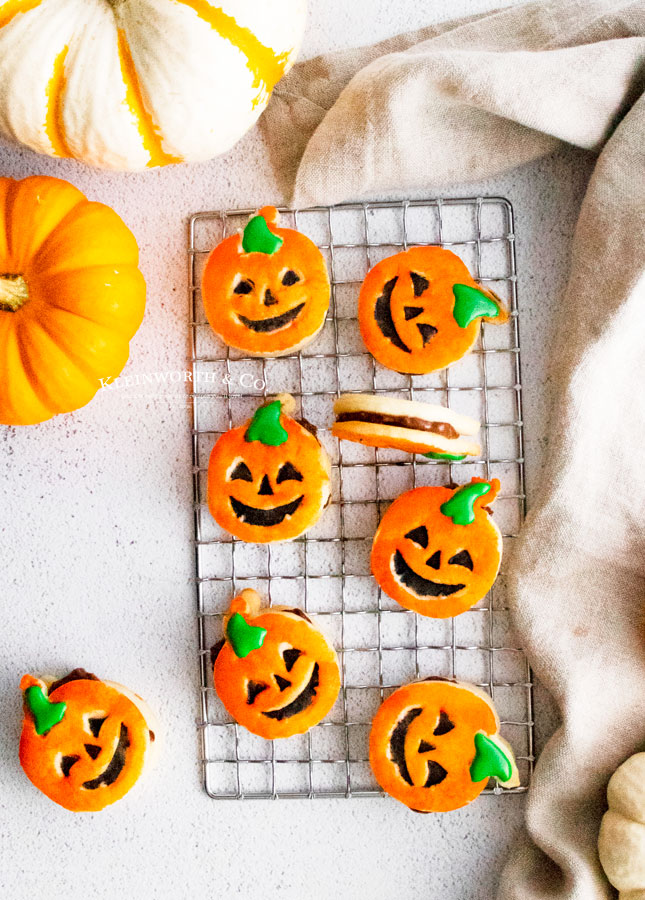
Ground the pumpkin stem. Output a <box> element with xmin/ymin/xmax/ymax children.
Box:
<box><xmin>0</xmin><ymin>275</ymin><xmax>29</xmax><ymax>312</ymax></box>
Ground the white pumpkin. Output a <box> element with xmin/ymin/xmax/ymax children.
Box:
<box><xmin>599</xmin><ymin>753</ymin><xmax>645</xmax><ymax>899</ymax></box>
<box><xmin>0</xmin><ymin>0</ymin><xmax>306</xmax><ymax>170</ymax></box>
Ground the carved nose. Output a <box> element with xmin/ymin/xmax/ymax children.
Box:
<box><xmin>275</xmin><ymin>675</ymin><xmax>291</xmax><ymax>692</ymax></box>
<box><xmin>426</xmin><ymin>550</ymin><xmax>441</xmax><ymax>569</ymax></box>
<box><xmin>263</xmin><ymin>288</ymin><xmax>278</xmax><ymax>306</ymax></box>
<box><xmin>84</xmin><ymin>744</ymin><xmax>101</xmax><ymax>760</ymax></box>
<box><xmin>258</xmin><ymin>475</ymin><xmax>274</xmax><ymax>496</ymax></box>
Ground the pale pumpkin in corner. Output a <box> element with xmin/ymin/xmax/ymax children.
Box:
<box><xmin>0</xmin><ymin>0</ymin><xmax>306</xmax><ymax>170</ymax></box>
<box><xmin>599</xmin><ymin>753</ymin><xmax>645</xmax><ymax>899</ymax></box>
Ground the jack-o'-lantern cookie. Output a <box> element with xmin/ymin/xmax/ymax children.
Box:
<box><xmin>213</xmin><ymin>590</ymin><xmax>341</xmax><ymax>739</ymax></box>
<box><xmin>19</xmin><ymin>669</ymin><xmax>157</xmax><ymax>812</ymax></box>
<box><xmin>358</xmin><ymin>246</ymin><xmax>508</xmax><ymax>374</ymax></box>
<box><xmin>208</xmin><ymin>394</ymin><xmax>331</xmax><ymax>543</ymax></box>
<box><xmin>332</xmin><ymin>393</ymin><xmax>481</xmax><ymax>459</ymax></box>
<box><xmin>371</xmin><ymin>479</ymin><xmax>502</xmax><ymax>618</ymax></box>
<box><xmin>370</xmin><ymin>679</ymin><xmax>518</xmax><ymax>813</ymax></box>
<box><xmin>202</xmin><ymin>206</ymin><xmax>330</xmax><ymax>357</ymax></box>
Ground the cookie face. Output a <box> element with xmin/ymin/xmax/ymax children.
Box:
<box><xmin>208</xmin><ymin>395</ymin><xmax>331</xmax><ymax>543</ymax></box>
<box><xmin>213</xmin><ymin>590</ymin><xmax>341</xmax><ymax>739</ymax></box>
<box><xmin>358</xmin><ymin>247</ymin><xmax>507</xmax><ymax>374</ymax></box>
<box><xmin>371</xmin><ymin>479</ymin><xmax>502</xmax><ymax>618</ymax></box>
<box><xmin>19</xmin><ymin>671</ymin><xmax>155</xmax><ymax>812</ymax></box>
<box><xmin>202</xmin><ymin>206</ymin><xmax>330</xmax><ymax>357</ymax></box>
<box><xmin>369</xmin><ymin>679</ymin><xmax>518</xmax><ymax>813</ymax></box>
<box><xmin>332</xmin><ymin>393</ymin><xmax>481</xmax><ymax>459</ymax></box>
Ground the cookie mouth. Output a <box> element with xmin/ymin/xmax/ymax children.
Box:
<box><xmin>82</xmin><ymin>724</ymin><xmax>129</xmax><ymax>790</ymax></box>
<box><xmin>238</xmin><ymin>303</ymin><xmax>305</xmax><ymax>333</ymax></box>
<box><xmin>263</xmin><ymin>663</ymin><xmax>319</xmax><ymax>720</ymax></box>
<box><xmin>393</xmin><ymin>550</ymin><xmax>465</xmax><ymax>597</ymax></box>
<box><xmin>230</xmin><ymin>495</ymin><xmax>303</xmax><ymax>527</ymax></box>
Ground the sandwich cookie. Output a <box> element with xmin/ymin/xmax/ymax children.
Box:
<box><xmin>358</xmin><ymin>246</ymin><xmax>508</xmax><ymax>374</ymax></box>
<box><xmin>202</xmin><ymin>206</ymin><xmax>330</xmax><ymax>357</ymax></box>
<box><xmin>19</xmin><ymin>669</ymin><xmax>157</xmax><ymax>812</ymax></box>
<box><xmin>208</xmin><ymin>394</ymin><xmax>331</xmax><ymax>543</ymax></box>
<box><xmin>369</xmin><ymin>678</ymin><xmax>519</xmax><ymax>813</ymax></box>
<box><xmin>213</xmin><ymin>589</ymin><xmax>341</xmax><ymax>739</ymax></box>
<box><xmin>332</xmin><ymin>393</ymin><xmax>481</xmax><ymax>459</ymax></box>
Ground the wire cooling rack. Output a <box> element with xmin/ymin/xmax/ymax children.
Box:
<box><xmin>189</xmin><ymin>198</ymin><xmax>533</xmax><ymax>800</ymax></box>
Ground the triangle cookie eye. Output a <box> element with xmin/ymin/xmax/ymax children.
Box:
<box><xmin>282</xmin><ymin>648</ymin><xmax>302</xmax><ymax>672</ymax></box>
<box><xmin>277</xmin><ymin>462</ymin><xmax>303</xmax><ymax>483</ymax></box>
<box><xmin>433</xmin><ymin>710</ymin><xmax>455</xmax><ymax>735</ymax></box>
<box><xmin>230</xmin><ymin>461</ymin><xmax>253</xmax><ymax>482</ymax></box>
<box><xmin>88</xmin><ymin>716</ymin><xmax>107</xmax><ymax>738</ymax></box>
<box><xmin>60</xmin><ymin>755</ymin><xmax>81</xmax><ymax>777</ymax></box>
<box><xmin>234</xmin><ymin>279</ymin><xmax>254</xmax><ymax>295</ymax></box>
<box><xmin>405</xmin><ymin>526</ymin><xmax>428</xmax><ymax>548</ymax></box>
<box><xmin>410</xmin><ymin>272</ymin><xmax>429</xmax><ymax>297</ymax></box>
<box><xmin>282</xmin><ymin>270</ymin><xmax>300</xmax><ymax>286</ymax></box>
<box><xmin>448</xmin><ymin>550</ymin><xmax>474</xmax><ymax>570</ymax></box>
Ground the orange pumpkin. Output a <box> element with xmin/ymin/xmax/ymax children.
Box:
<box><xmin>202</xmin><ymin>206</ymin><xmax>330</xmax><ymax>356</ymax></box>
<box><xmin>0</xmin><ymin>175</ymin><xmax>145</xmax><ymax>425</ymax></box>
<box><xmin>19</xmin><ymin>670</ymin><xmax>156</xmax><ymax>813</ymax></box>
<box><xmin>358</xmin><ymin>246</ymin><xmax>507</xmax><ymax>374</ymax></box>
<box><xmin>369</xmin><ymin>679</ymin><xmax>518</xmax><ymax>813</ymax></box>
<box><xmin>213</xmin><ymin>589</ymin><xmax>341</xmax><ymax>739</ymax></box>
<box><xmin>371</xmin><ymin>479</ymin><xmax>502</xmax><ymax>619</ymax></box>
<box><xmin>208</xmin><ymin>394</ymin><xmax>331</xmax><ymax>543</ymax></box>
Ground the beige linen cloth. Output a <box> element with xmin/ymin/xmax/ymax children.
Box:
<box><xmin>260</xmin><ymin>2</ymin><xmax>645</xmax><ymax>897</ymax></box>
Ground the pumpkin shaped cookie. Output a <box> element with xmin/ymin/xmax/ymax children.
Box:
<box><xmin>19</xmin><ymin>669</ymin><xmax>157</xmax><ymax>812</ymax></box>
<box><xmin>202</xmin><ymin>207</ymin><xmax>330</xmax><ymax>357</ymax></box>
<box><xmin>358</xmin><ymin>246</ymin><xmax>508</xmax><ymax>374</ymax></box>
<box><xmin>213</xmin><ymin>590</ymin><xmax>341</xmax><ymax>739</ymax></box>
<box><xmin>370</xmin><ymin>679</ymin><xmax>518</xmax><ymax>813</ymax></box>
<box><xmin>371</xmin><ymin>479</ymin><xmax>502</xmax><ymax>619</ymax></box>
<box><xmin>208</xmin><ymin>394</ymin><xmax>331</xmax><ymax>543</ymax></box>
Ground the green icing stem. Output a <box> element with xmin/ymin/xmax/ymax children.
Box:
<box><xmin>25</xmin><ymin>685</ymin><xmax>66</xmax><ymax>736</ymax></box>
<box><xmin>470</xmin><ymin>732</ymin><xmax>513</xmax><ymax>783</ymax></box>
<box><xmin>452</xmin><ymin>284</ymin><xmax>500</xmax><ymax>328</ymax></box>
<box><xmin>440</xmin><ymin>481</ymin><xmax>491</xmax><ymax>525</ymax></box>
<box><xmin>424</xmin><ymin>451</ymin><xmax>467</xmax><ymax>461</ymax></box>
<box><xmin>242</xmin><ymin>214</ymin><xmax>284</xmax><ymax>255</ymax></box>
<box><xmin>227</xmin><ymin>613</ymin><xmax>267</xmax><ymax>659</ymax></box>
<box><xmin>245</xmin><ymin>401</ymin><xmax>288</xmax><ymax>446</ymax></box>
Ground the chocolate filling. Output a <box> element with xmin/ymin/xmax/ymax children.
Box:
<box><xmin>390</xmin><ymin>707</ymin><xmax>449</xmax><ymax>789</ymax></box>
<box><xmin>374</xmin><ymin>277</ymin><xmax>410</xmax><ymax>354</ymax></box>
<box><xmin>263</xmin><ymin>663</ymin><xmax>319</xmax><ymax>720</ymax></box>
<box><xmin>238</xmin><ymin>302</ymin><xmax>305</xmax><ymax>333</ymax></box>
<box><xmin>424</xmin><ymin>760</ymin><xmax>448</xmax><ymax>787</ymax></box>
<box><xmin>49</xmin><ymin>668</ymin><xmax>99</xmax><ymax>694</ymax></box>
<box><xmin>82</xmin><ymin>724</ymin><xmax>129</xmax><ymax>790</ymax></box>
<box><xmin>210</xmin><ymin>639</ymin><xmax>225</xmax><ymax>666</ymax></box>
<box><xmin>433</xmin><ymin>710</ymin><xmax>455</xmax><ymax>736</ymax></box>
<box><xmin>393</xmin><ymin>550</ymin><xmax>465</xmax><ymax>597</ymax></box>
<box><xmin>336</xmin><ymin>411</ymin><xmax>459</xmax><ymax>440</ymax></box>
<box><xmin>230</xmin><ymin>495</ymin><xmax>303</xmax><ymax>527</ymax></box>
<box><xmin>389</xmin><ymin>707</ymin><xmax>422</xmax><ymax>785</ymax></box>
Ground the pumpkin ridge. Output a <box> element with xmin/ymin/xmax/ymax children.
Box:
<box><xmin>0</xmin><ymin>0</ymin><xmax>44</xmax><ymax>30</ymax></box>
<box><xmin>9</xmin><ymin>317</ymin><xmax>68</xmax><ymax>419</ymax></box>
<box><xmin>45</xmin><ymin>45</ymin><xmax>73</xmax><ymax>159</ymax></box>
<box><xmin>19</xmin><ymin>315</ymin><xmax>114</xmax><ymax>408</ymax></box>
<box><xmin>175</xmin><ymin>0</ymin><xmax>290</xmax><ymax>104</ymax></box>
<box><xmin>116</xmin><ymin>28</ymin><xmax>182</xmax><ymax>168</ymax></box>
<box><xmin>4</xmin><ymin>176</ymin><xmax>87</xmax><ymax>267</ymax></box>
<box><xmin>28</xmin><ymin>265</ymin><xmax>145</xmax><ymax>333</ymax></box>
<box><xmin>33</xmin><ymin>306</ymin><xmax>129</xmax><ymax>383</ymax></box>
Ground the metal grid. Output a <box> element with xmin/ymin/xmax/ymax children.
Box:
<box><xmin>189</xmin><ymin>198</ymin><xmax>533</xmax><ymax>800</ymax></box>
